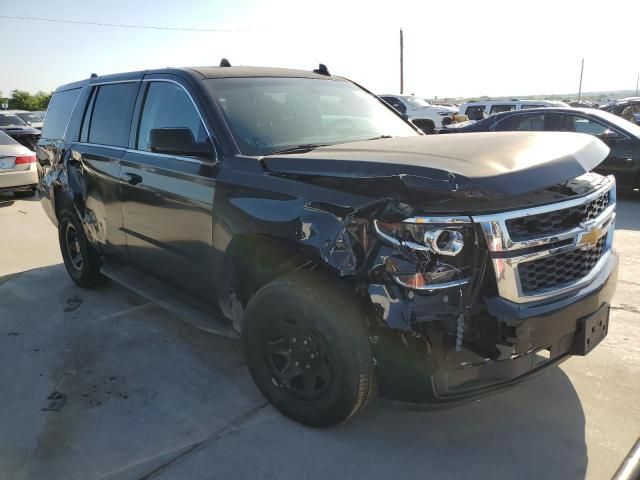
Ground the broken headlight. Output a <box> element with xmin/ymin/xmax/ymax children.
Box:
<box><xmin>373</xmin><ymin>217</ymin><xmax>474</xmax><ymax>290</ymax></box>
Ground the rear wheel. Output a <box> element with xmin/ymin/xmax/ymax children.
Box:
<box><xmin>242</xmin><ymin>271</ymin><xmax>376</xmax><ymax>427</ymax></box>
<box><xmin>58</xmin><ymin>210</ymin><xmax>104</xmax><ymax>287</ymax></box>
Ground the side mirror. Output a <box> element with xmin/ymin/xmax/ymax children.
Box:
<box><xmin>148</xmin><ymin>128</ymin><xmax>212</xmax><ymax>158</ymax></box>
<box><xmin>599</xmin><ymin>129</ymin><xmax>622</xmax><ymax>141</ymax></box>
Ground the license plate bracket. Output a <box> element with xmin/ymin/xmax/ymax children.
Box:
<box><xmin>571</xmin><ymin>305</ymin><xmax>610</xmax><ymax>356</ymax></box>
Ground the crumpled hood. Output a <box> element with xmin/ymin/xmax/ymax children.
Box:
<box><xmin>261</xmin><ymin>132</ymin><xmax>609</xmax><ymax>197</ymax></box>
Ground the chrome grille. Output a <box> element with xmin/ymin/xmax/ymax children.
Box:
<box><xmin>506</xmin><ymin>190</ymin><xmax>610</xmax><ymax>241</ymax></box>
<box><xmin>518</xmin><ymin>236</ymin><xmax>607</xmax><ymax>293</ymax></box>
<box><xmin>472</xmin><ymin>175</ymin><xmax>616</xmax><ymax>303</ymax></box>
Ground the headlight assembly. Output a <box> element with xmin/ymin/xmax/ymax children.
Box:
<box><xmin>373</xmin><ymin>217</ymin><xmax>470</xmax><ymax>256</ymax></box>
<box><xmin>372</xmin><ymin>216</ymin><xmax>474</xmax><ymax>290</ymax></box>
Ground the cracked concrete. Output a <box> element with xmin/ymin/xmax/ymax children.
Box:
<box><xmin>0</xmin><ymin>190</ymin><xmax>639</xmax><ymax>480</ymax></box>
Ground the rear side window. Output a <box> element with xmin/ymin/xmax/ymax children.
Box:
<box><xmin>40</xmin><ymin>88</ymin><xmax>81</xmax><ymax>140</ymax></box>
<box><xmin>520</xmin><ymin>104</ymin><xmax>545</xmax><ymax>110</ymax></box>
<box><xmin>88</xmin><ymin>83</ymin><xmax>138</xmax><ymax>147</ymax></box>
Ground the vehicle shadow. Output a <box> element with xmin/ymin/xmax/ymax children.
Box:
<box><xmin>336</xmin><ymin>366</ymin><xmax>587</xmax><ymax>479</ymax></box>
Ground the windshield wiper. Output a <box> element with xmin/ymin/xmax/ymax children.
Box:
<box><xmin>266</xmin><ymin>144</ymin><xmax>328</xmax><ymax>156</ymax></box>
<box><xmin>366</xmin><ymin>135</ymin><xmax>394</xmax><ymax>140</ymax></box>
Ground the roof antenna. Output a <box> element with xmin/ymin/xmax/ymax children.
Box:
<box><xmin>220</xmin><ymin>58</ymin><xmax>231</xmax><ymax>67</ymax></box>
<box><xmin>313</xmin><ymin>63</ymin><xmax>330</xmax><ymax>76</ymax></box>
<box><xmin>90</xmin><ymin>73</ymin><xmax>98</xmax><ymax>78</ymax></box>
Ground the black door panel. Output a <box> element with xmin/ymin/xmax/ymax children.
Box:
<box><xmin>119</xmin><ymin>151</ymin><xmax>217</xmax><ymax>302</ymax></box>
<box><xmin>72</xmin><ymin>143</ymin><xmax>127</xmax><ymax>257</ymax></box>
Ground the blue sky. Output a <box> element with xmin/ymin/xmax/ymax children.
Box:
<box><xmin>2</xmin><ymin>0</ymin><xmax>639</xmax><ymax>98</ymax></box>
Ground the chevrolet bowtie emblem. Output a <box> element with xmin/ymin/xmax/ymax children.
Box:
<box><xmin>578</xmin><ymin>223</ymin><xmax>604</xmax><ymax>249</ymax></box>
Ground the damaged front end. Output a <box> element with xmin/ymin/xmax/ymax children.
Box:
<box><xmin>299</xmin><ymin>174</ymin><xmax>618</xmax><ymax>407</ymax></box>
<box><xmin>258</xmin><ymin>132</ymin><xmax>619</xmax><ymax>406</ymax></box>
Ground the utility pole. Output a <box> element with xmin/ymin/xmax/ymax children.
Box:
<box><xmin>577</xmin><ymin>58</ymin><xmax>584</xmax><ymax>102</ymax></box>
<box><xmin>400</xmin><ymin>28</ymin><xmax>404</xmax><ymax>94</ymax></box>
<box><xmin>636</xmin><ymin>72</ymin><xmax>639</xmax><ymax>97</ymax></box>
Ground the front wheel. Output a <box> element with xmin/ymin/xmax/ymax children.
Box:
<box><xmin>58</xmin><ymin>210</ymin><xmax>105</xmax><ymax>287</ymax></box>
<box><xmin>242</xmin><ymin>271</ymin><xmax>376</xmax><ymax>427</ymax></box>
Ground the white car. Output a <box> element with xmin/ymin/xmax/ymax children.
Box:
<box><xmin>459</xmin><ymin>100</ymin><xmax>569</xmax><ymax>121</ymax></box>
<box><xmin>6</xmin><ymin>110</ymin><xmax>44</xmax><ymax>130</ymax></box>
<box><xmin>378</xmin><ymin>94</ymin><xmax>453</xmax><ymax>130</ymax></box>
<box><xmin>0</xmin><ymin>131</ymin><xmax>38</xmax><ymax>197</ymax></box>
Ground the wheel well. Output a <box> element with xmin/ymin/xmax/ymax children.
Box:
<box><xmin>224</xmin><ymin>235</ymin><xmax>321</xmax><ymax>307</ymax></box>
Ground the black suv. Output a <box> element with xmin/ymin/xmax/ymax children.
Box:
<box><xmin>37</xmin><ymin>65</ymin><xmax>618</xmax><ymax>427</ymax></box>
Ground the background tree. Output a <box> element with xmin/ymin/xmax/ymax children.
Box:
<box><xmin>8</xmin><ymin>90</ymin><xmax>52</xmax><ymax>110</ymax></box>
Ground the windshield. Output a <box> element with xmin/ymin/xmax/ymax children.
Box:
<box><xmin>404</xmin><ymin>97</ymin><xmax>431</xmax><ymax>107</ymax></box>
<box><xmin>0</xmin><ymin>114</ymin><xmax>28</xmax><ymax>127</ymax></box>
<box><xmin>592</xmin><ymin>109</ymin><xmax>640</xmax><ymax>138</ymax></box>
<box><xmin>16</xmin><ymin>113</ymin><xmax>41</xmax><ymax>124</ymax></box>
<box><xmin>206</xmin><ymin>77</ymin><xmax>418</xmax><ymax>155</ymax></box>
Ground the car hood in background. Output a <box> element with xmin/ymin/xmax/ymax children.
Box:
<box><xmin>261</xmin><ymin>132</ymin><xmax>610</xmax><ymax>199</ymax></box>
<box><xmin>0</xmin><ymin>125</ymin><xmax>41</xmax><ymax>135</ymax></box>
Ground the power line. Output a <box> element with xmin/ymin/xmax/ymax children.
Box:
<box><xmin>0</xmin><ymin>14</ymin><xmax>247</xmax><ymax>32</ymax></box>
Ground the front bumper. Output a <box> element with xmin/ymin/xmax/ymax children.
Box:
<box><xmin>0</xmin><ymin>163</ymin><xmax>38</xmax><ymax>191</ymax></box>
<box><xmin>374</xmin><ymin>249</ymin><xmax>618</xmax><ymax>408</ymax></box>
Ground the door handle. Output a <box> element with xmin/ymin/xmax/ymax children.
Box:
<box><xmin>121</xmin><ymin>172</ymin><xmax>143</xmax><ymax>185</ymax></box>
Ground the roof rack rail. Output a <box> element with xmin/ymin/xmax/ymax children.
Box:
<box><xmin>90</xmin><ymin>73</ymin><xmax>98</xmax><ymax>78</ymax></box>
<box><xmin>220</xmin><ymin>58</ymin><xmax>231</xmax><ymax>67</ymax></box>
<box><xmin>313</xmin><ymin>63</ymin><xmax>330</xmax><ymax>76</ymax></box>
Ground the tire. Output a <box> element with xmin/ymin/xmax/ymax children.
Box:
<box><xmin>242</xmin><ymin>271</ymin><xmax>376</xmax><ymax>427</ymax></box>
<box><xmin>14</xmin><ymin>187</ymin><xmax>37</xmax><ymax>198</ymax></box>
<box><xmin>58</xmin><ymin>209</ymin><xmax>104</xmax><ymax>287</ymax></box>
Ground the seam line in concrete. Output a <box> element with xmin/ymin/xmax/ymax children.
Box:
<box><xmin>137</xmin><ymin>402</ymin><xmax>270</xmax><ymax>480</ymax></box>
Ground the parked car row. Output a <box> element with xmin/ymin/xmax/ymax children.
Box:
<box><xmin>0</xmin><ymin>130</ymin><xmax>38</xmax><ymax>196</ymax></box>
<box><xmin>0</xmin><ymin>112</ymin><xmax>41</xmax><ymax>151</ymax></box>
<box><xmin>0</xmin><ymin>110</ymin><xmax>44</xmax><ymax>196</ymax></box>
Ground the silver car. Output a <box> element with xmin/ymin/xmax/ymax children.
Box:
<box><xmin>0</xmin><ymin>131</ymin><xmax>38</xmax><ymax>197</ymax></box>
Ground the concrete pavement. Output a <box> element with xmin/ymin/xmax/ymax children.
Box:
<box><xmin>0</xmin><ymin>191</ymin><xmax>638</xmax><ymax>480</ymax></box>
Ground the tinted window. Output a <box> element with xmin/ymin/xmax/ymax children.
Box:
<box><xmin>495</xmin><ymin>113</ymin><xmax>546</xmax><ymax>131</ymax></box>
<box><xmin>40</xmin><ymin>88</ymin><xmax>81</xmax><ymax>140</ymax></box>
<box><xmin>464</xmin><ymin>105</ymin><xmax>485</xmax><ymax>120</ymax></box>
<box><xmin>490</xmin><ymin>104</ymin><xmax>516</xmax><ymax>114</ymax></box>
<box><xmin>88</xmin><ymin>83</ymin><xmax>138</xmax><ymax>147</ymax></box>
<box><xmin>520</xmin><ymin>104</ymin><xmax>545</xmax><ymax>109</ymax></box>
<box><xmin>136</xmin><ymin>82</ymin><xmax>208</xmax><ymax>152</ymax></box>
<box><xmin>0</xmin><ymin>114</ymin><xmax>27</xmax><ymax>127</ymax></box>
<box><xmin>380</xmin><ymin>96</ymin><xmax>407</xmax><ymax>114</ymax></box>
<box><xmin>554</xmin><ymin>114</ymin><xmax>608</xmax><ymax>135</ymax></box>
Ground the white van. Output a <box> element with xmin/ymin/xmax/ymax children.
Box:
<box><xmin>459</xmin><ymin>100</ymin><xmax>569</xmax><ymax>121</ymax></box>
